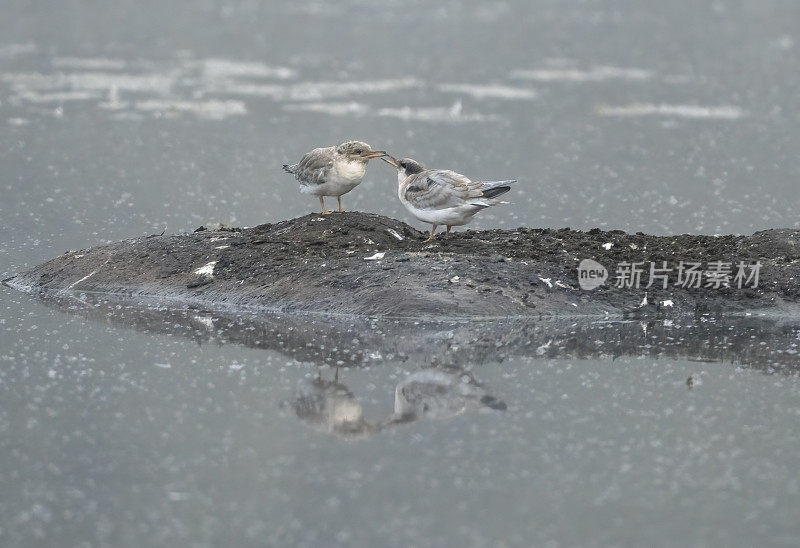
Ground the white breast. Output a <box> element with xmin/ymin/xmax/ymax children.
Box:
<box><xmin>313</xmin><ymin>158</ymin><xmax>366</xmax><ymax>196</ymax></box>
<box><xmin>332</xmin><ymin>158</ymin><xmax>366</xmax><ymax>184</ymax></box>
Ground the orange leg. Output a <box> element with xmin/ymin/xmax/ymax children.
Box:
<box><xmin>424</xmin><ymin>224</ymin><xmax>438</xmax><ymax>242</ymax></box>
<box><xmin>319</xmin><ymin>196</ymin><xmax>332</xmax><ymax>215</ymax></box>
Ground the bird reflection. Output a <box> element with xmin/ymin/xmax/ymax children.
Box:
<box><xmin>290</xmin><ymin>370</ymin><xmax>375</xmax><ymax>439</ymax></box>
<box><xmin>287</xmin><ymin>367</ymin><xmax>507</xmax><ymax>439</ymax></box>
<box><xmin>385</xmin><ymin>369</ymin><xmax>506</xmax><ymax>425</ymax></box>
<box><xmin>24</xmin><ymin>292</ymin><xmax>800</xmax><ymax>441</ymax></box>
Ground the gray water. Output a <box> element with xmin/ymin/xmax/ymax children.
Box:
<box><xmin>2</xmin><ymin>1</ymin><xmax>800</xmax><ymax>546</ymax></box>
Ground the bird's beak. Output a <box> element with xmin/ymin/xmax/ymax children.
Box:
<box><xmin>364</xmin><ymin>150</ymin><xmax>386</xmax><ymax>159</ymax></box>
<box><xmin>380</xmin><ymin>155</ymin><xmax>399</xmax><ymax>167</ymax></box>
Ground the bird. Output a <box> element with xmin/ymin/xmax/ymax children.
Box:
<box><xmin>283</xmin><ymin>140</ymin><xmax>386</xmax><ymax>214</ymax></box>
<box><xmin>382</xmin><ymin>156</ymin><xmax>516</xmax><ymax>241</ymax></box>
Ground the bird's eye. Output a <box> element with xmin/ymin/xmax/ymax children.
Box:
<box><xmin>354</xmin><ymin>149</ymin><xmax>362</xmax><ymax>154</ymax></box>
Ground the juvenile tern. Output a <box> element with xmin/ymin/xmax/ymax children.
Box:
<box><xmin>283</xmin><ymin>140</ymin><xmax>385</xmax><ymax>214</ymax></box>
<box><xmin>383</xmin><ymin>156</ymin><xmax>516</xmax><ymax>241</ymax></box>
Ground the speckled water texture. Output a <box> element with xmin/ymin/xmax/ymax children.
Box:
<box><xmin>2</xmin><ymin>1</ymin><xmax>800</xmax><ymax>546</ymax></box>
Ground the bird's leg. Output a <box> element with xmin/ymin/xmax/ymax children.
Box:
<box><xmin>424</xmin><ymin>224</ymin><xmax>438</xmax><ymax>242</ymax></box>
<box><xmin>446</xmin><ymin>225</ymin><xmax>452</xmax><ymax>238</ymax></box>
<box><xmin>319</xmin><ymin>196</ymin><xmax>331</xmax><ymax>215</ymax></box>
<box><xmin>337</xmin><ymin>196</ymin><xmax>345</xmax><ymax>213</ymax></box>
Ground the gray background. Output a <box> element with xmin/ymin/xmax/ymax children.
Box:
<box><xmin>1</xmin><ymin>1</ymin><xmax>799</xmax><ymax>546</ymax></box>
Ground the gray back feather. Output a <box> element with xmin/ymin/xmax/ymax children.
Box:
<box><xmin>403</xmin><ymin>169</ymin><xmax>486</xmax><ymax>210</ymax></box>
<box><xmin>287</xmin><ymin>146</ymin><xmax>335</xmax><ymax>186</ymax></box>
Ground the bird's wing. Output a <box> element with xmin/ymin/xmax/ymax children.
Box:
<box><xmin>403</xmin><ymin>170</ymin><xmax>485</xmax><ymax>210</ymax></box>
<box><xmin>292</xmin><ymin>147</ymin><xmax>334</xmax><ymax>185</ymax></box>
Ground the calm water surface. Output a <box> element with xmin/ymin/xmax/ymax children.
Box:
<box><xmin>1</xmin><ymin>1</ymin><xmax>799</xmax><ymax>546</ymax></box>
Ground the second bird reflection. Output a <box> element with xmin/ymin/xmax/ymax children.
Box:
<box><xmin>286</xmin><ymin>367</ymin><xmax>507</xmax><ymax>439</ymax></box>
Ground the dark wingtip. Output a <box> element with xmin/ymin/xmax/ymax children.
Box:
<box><xmin>282</xmin><ymin>164</ymin><xmax>294</xmax><ymax>174</ymax></box>
<box><xmin>482</xmin><ymin>186</ymin><xmax>512</xmax><ymax>199</ymax></box>
<box><xmin>480</xmin><ymin>395</ymin><xmax>507</xmax><ymax>411</ymax></box>
<box><xmin>1</xmin><ymin>275</ymin><xmax>16</xmax><ymax>286</ymax></box>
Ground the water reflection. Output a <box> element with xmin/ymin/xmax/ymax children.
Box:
<box><xmin>287</xmin><ymin>372</ymin><xmax>376</xmax><ymax>439</ymax></box>
<box><xmin>284</xmin><ymin>366</ymin><xmax>508</xmax><ymax>439</ymax></box>
<box><xmin>385</xmin><ymin>369</ymin><xmax>507</xmax><ymax>424</ymax></box>
<box><xmin>37</xmin><ymin>293</ymin><xmax>800</xmax><ymax>373</ymax></box>
<box><xmin>22</xmin><ymin>292</ymin><xmax>800</xmax><ymax>439</ymax></box>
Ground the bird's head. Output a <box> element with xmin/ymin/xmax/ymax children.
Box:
<box><xmin>381</xmin><ymin>155</ymin><xmax>425</xmax><ymax>177</ymax></box>
<box><xmin>335</xmin><ymin>141</ymin><xmax>386</xmax><ymax>163</ymax></box>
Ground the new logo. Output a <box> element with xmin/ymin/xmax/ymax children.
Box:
<box><xmin>577</xmin><ymin>259</ymin><xmax>608</xmax><ymax>290</ymax></box>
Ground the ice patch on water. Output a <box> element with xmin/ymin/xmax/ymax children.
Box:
<box><xmin>204</xmin><ymin>80</ymin><xmax>285</xmax><ymax>98</ymax></box>
<box><xmin>0</xmin><ymin>43</ymin><xmax>37</xmax><ymax>58</ymax></box>
<box><xmin>511</xmin><ymin>65</ymin><xmax>653</xmax><ymax>82</ymax></box>
<box><xmin>597</xmin><ymin>103</ymin><xmax>744</xmax><ymax>120</ymax></box>
<box><xmin>200</xmin><ymin>58</ymin><xmax>296</xmax><ymax>80</ymax></box>
<box><xmin>2</xmin><ymin>71</ymin><xmax>176</xmax><ymax>94</ymax></box>
<box><xmin>377</xmin><ymin>101</ymin><xmax>498</xmax><ymax>123</ymax></box>
<box><xmin>0</xmin><ymin>53</ymin><xmax>485</xmax><ymax>122</ymax></box>
<box><xmin>52</xmin><ymin>57</ymin><xmax>127</xmax><ymax>70</ymax></box>
<box><xmin>135</xmin><ymin>99</ymin><xmax>246</xmax><ymax>119</ymax></box>
<box><xmin>205</xmin><ymin>77</ymin><xmax>420</xmax><ymax>101</ymax></box>
<box><xmin>284</xmin><ymin>101</ymin><xmax>370</xmax><ymax>116</ymax></box>
<box><xmin>98</xmin><ymin>86</ymin><xmax>128</xmax><ymax>110</ymax></box>
<box><xmin>771</xmin><ymin>35</ymin><xmax>794</xmax><ymax>50</ymax></box>
<box><xmin>289</xmin><ymin>78</ymin><xmax>422</xmax><ymax>101</ymax></box>
<box><xmin>108</xmin><ymin>111</ymin><xmax>145</xmax><ymax>121</ymax></box>
<box><xmin>13</xmin><ymin>90</ymin><xmax>101</xmax><ymax>103</ymax></box>
<box><xmin>436</xmin><ymin>83</ymin><xmax>537</xmax><ymax>100</ymax></box>
<box><xmin>285</xmin><ymin>100</ymin><xmax>497</xmax><ymax>123</ymax></box>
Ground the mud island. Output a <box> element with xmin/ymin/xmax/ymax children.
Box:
<box><xmin>5</xmin><ymin>212</ymin><xmax>800</xmax><ymax>318</ymax></box>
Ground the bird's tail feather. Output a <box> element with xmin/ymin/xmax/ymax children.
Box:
<box><xmin>481</xmin><ymin>179</ymin><xmax>516</xmax><ymax>199</ymax></box>
<box><xmin>282</xmin><ymin>163</ymin><xmax>297</xmax><ymax>174</ymax></box>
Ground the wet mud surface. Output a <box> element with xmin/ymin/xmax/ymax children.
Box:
<box><xmin>5</xmin><ymin>212</ymin><xmax>800</xmax><ymax>318</ymax></box>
